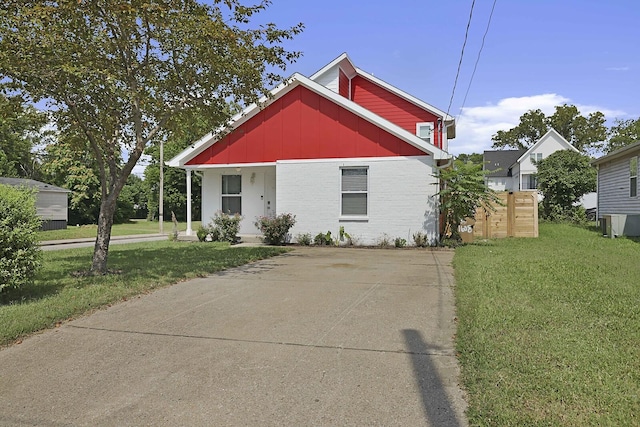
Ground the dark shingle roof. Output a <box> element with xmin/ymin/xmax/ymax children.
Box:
<box><xmin>0</xmin><ymin>177</ymin><xmax>70</xmax><ymax>193</ymax></box>
<box><xmin>483</xmin><ymin>150</ymin><xmax>526</xmax><ymax>177</ymax></box>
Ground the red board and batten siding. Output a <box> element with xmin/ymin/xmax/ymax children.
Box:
<box><xmin>350</xmin><ymin>75</ymin><xmax>443</xmax><ymax>148</ymax></box>
<box><xmin>186</xmin><ymin>85</ymin><xmax>425</xmax><ymax>166</ymax></box>
<box><xmin>338</xmin><ymin>68</ymin><xmax>349</xmax><ymax>99</ymax></box>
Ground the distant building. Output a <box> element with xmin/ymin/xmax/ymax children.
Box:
<box><xmin>0</xmin><ymin>177</ymin><xmax>70</xmax><ymax>230</ymax></box>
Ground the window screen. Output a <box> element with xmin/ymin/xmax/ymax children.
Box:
<box><xmin>341</xmin><ymin>168</ymin><xmax>367</xmax><ymax>216</ymax></box>
<box><xmin>631</xmin><ymin>157</ymin><xmax>638</xmax><ymax>197</ymax></box>
<box><xmin>222</xmin><ymin>175</ymin><xmax>242</xmax><ymax>215</ymax></box>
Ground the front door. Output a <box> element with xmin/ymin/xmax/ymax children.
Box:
<box><xmin>264</xmin><ymin>173</ymin><xmax>276</xmax><ymax>217</ymax></box>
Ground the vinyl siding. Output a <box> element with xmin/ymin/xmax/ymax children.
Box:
<box><xmin>36</xmin><ymin>191</ymin><xmax>68</xmax><ymax>221</ymax></box>
<box><xmin>597</xmin><ymin>152</ymin><xmax>640</xmax><ymax>216</ymax></box>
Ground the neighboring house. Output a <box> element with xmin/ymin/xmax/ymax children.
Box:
<box><xmin>168</xmin><ymin>53</ymin><xmax>456</xmax><ymax>244</ymax></box>
<box><xmin>482</xmin><ymin>129</ymin><xmax>597</xmax><ymax>208</ymax></box>
<box><xmin>0</xmin><ymin>177</ymin><xmax>70</xmax><ymax>230</ymax></box>
<box><xmin>592</xmin><ymin>141</ymin><xmax>640</xmax><ymax>237</ymax></box>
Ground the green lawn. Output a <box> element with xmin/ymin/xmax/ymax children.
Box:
<box><xmin>0</xmin><ymin>241</ymin><xmax>286</xmax><ymax>347</ymax></box>
<box><xmin>39</xmin><ymin>219</ymin><xmax>202</xmax><ymax>241</ymax></box>
<box><xmin>454</xmin><ymin>223</ymin><xmax>640</xmax><ymax>426</ymax></box>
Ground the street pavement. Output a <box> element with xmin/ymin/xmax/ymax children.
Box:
<box><xmin>0</xmin><ymin>247</ymin><xmax>467</xmax><ymax>426</ymax></box>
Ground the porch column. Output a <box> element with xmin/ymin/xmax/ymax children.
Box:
<box><xmin>186</xmin><ymin>169</ymin><xmax>192</xmax><ymax>236</ymax></box>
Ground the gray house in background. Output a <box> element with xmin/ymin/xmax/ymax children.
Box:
<box><xmin>0</xmin><ymin>177</ymin><xmax>70</xmax><ymax>231</ymax></box>
<box><xmin>592</xmin><ymin>141</ymin><xmax>640</xmax><ymax>237</ymax></box>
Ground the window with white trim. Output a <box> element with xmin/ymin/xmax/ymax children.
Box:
<box><xmin>522</xmin><ymin>174</ymin><xmax>537</xmax><ymax>190</ymax></box>
<box><xmin>222</xmin><ymin>175</ymin><xmax>242</xmax><ymax>214</ymax></box>
<box><xmin>341</xmin><ymin>167</ymin><xmax>368</xmax><ymax>216</ymax></box>
<box><xmin>529</xmin><ymin>153</ymin><xmax>542</xmax><ymax>163</ymax></box>
<box><xmin>630</xmin><ymin>156</ymin><xmax>638</xmax><ymax>198</ymax></box>
<box><xmin>416</xmin><ymin>122</ymin><xmax>434</xmax><ymax>144</ymax></box>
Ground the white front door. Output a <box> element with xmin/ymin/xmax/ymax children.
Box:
<box><xmin>264</xmin><ymin>173</ymin><xmax>276</xmax><ymax>217</ymax></box>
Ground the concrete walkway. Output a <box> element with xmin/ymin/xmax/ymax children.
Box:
<box><xmin>0</xmin><ymin>247</ymin><xmax>467</xmax><ymax>426</ymax></box>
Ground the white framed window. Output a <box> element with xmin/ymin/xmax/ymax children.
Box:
<box><xmin>530</xmin><ymin>153</ymin><xmax>543</xmax><ymax>163</ymax></box>
<box><xmin>222</xmin><ymin>175</ymin><xmax>242</xmax><ymax>214</ymax></box>
<box><xmin>630</xmin><ymin>156</ymin><xmax>638</xmax><ymax>198</ymax></box>
<box><xmin>341</xmin><ymin>167</ymin><xmax>368</xmax><ymax>216</ymax></box>
<box><xmin>416</xmin><ymin>122</ymin><xmax>434</xmax><ymax>144</ymax></box>
<box><xmin>522</xmin><ymin>174</ymin><xmax>537</xmax><ymax>190</ymax></box>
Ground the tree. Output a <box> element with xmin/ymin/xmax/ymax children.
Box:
<box><xmin>536</xmin><ymin>150</ymin><xmax>596</xmax><ymax>221</ymax></box>
<box><xmin>0</xmin><ymin>93</ymin><xmax>48</xmax><ymax>179</ymax></box>
<box><xmin>492</xmin><ymin>105</ymin><xmax>607</xmax><ymax>153</ymax></box>
<box><xmin>435</xmin><ymin>160</ymin><xmax>501</xmax><ymax>242</ymax></box>
<box><xmin>606</xmin><ymin>118</ymin><xmax>640</xmax><ymax>154</ymax></box>
<box><xmin>456</xmin><ymin>153</ymin><xmax>484</xmax><ymax>166</ymax></box>
<box><xmin>0</xmin><ymin>1</ymin><xmax>303</xmax><ymax>274</ymax></box>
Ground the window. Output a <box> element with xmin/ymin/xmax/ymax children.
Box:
<box><xmin>631</xmin><ymin>157</ymin><xmax>638</xmax><ymax>197</ymax></box>
<box><xmin>341</xmin><ymin>167</ymin><xmax>368</xmax><ymax>216</ymax></box>
<box><xmin>522</xmin><ymin>174</ymin><xmax>537</xmax><ymax>190</ymax></box>
<box><xmin>530</xmin><ymin>153</ymin><xmax>542</xmax><ymax>163</ymax></box>
<box><xmin>222</xmin><ymin>175</ymin><xmax>241</xmax><ymax>214</ymax></box>
<box><xmin>416</xmin><ymin>122</ymin><xmax>434</xmax><ymax>144</ymax></box>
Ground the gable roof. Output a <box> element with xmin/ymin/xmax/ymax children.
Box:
<box><xmin>592</xmin><ymin>140</ymin><xmax>640</xmax><ymax>166</ymax></box>
<box><xmin>483</xmin><ymin>150</ymin><xmax>526</xmax><ymax>177</ymax></box>
<box><xmin>0</xmin><ymin>177</ymin><xmax>70</xmax><ymax>193</ymax></box>
<box><xmin>517</xmin><ymin>128</ymin><xmax>578</xmax><ymax>163</ymax></box>
<box><xmin>168</xmin><ymin>68</ymin><xmax>451</xmax><ymax>168</ymax></box>
<box><xmin>310</xmin><ymin>53</ymin><xmax>456</xmax><ymax>138</ymax></box>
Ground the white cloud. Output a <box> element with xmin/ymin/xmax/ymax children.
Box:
<box><xmin>132</xmin><ymin>153</ymin><xmax>151</xmax><ymax>177</ymax></box>
<box><xmin>449</xmin><ymin>94</ymin><xmax>627</xmax><ymax>155</ymax></box>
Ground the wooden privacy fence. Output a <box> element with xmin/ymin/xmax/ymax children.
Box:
<box><xmin>473</xmin><ymin>191</ymin><xmax>539</xmax><ymax>238</ymax></box>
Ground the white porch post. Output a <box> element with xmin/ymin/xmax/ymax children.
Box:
<box><xmin>186</xmin><ymin>169</ymin><xmax>192</xmax><ymax>236</ymax></box>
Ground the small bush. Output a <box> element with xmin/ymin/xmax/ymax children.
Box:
<box><xmin>212</xmin><ymin>211</ymin><xmax>242</xmax><ymax>243</ymax></box>
<box><xmin>255</xmin><ymin>213</ymin><xmax>297</xmax><ymax>245</ymax></box>
<box><xmin>376</xmin><ymin>233</ymin><xmax>392</xmax><ymax>248</ymax></box>
<box><xmin>394</xmin><ymin>237</ymin><xmax>407</xmax><ymax>248</ymax></box>
<box><xmin>296</xmin><ymin>233</ymin><xmax>312</xmax><ymax>246</ymax></box>
<box><xmin>413</xmin><ymin>231</ymin><xmax>429</xmax><ymax>247</ymax></box>
<box><xmin>196</xmin><ymin>226</ymin><xmax>208</xmax><ymax>242</ymax></box>
<box><xmin>0</xmin><ymin>184</ymin><xmax>42</xmax><ymax>292</ymax></box>
<box><xmin>314</xmin><ymin>231</ymin><xmax>333</xmax><ymax>246</ymax></box>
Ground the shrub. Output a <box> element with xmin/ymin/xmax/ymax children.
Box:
<box><xmin>212</xmin><ymin>211</ymin><xmax>242</xmax><ymax>243</ymax></box>
<box><xmin>0</xmin><ymin>184</ymin><xmax>42</xmax><ymax>292</ymax></box>
<box><xmin>376</xmin><ymin>233</ymin><xmax>392</xmax><ymax>248</ymax></box>
<box><xmin>196</xmin><ymin>225</ymin><xmax>208</xmax><ymax>242</ymax></box>
<box><xmin>394</xmin><ymin>237</ymin><xmax>407</xmax><ymax>248</ymax></box>
<box><xmin>314</xmin><ymin>231</ymin><xmax>333</xmax><ymax>246</ymax></box>
<box><xmin>255</xmin><ymin>213</ymin><xmax>296</xmax><ymax>245</ymax></box>
<box><xmin>295</xmin><ymin>233</ymin><xmax>312</xmax><ymax>246</ymax></box>
<box><xmin>413</xmin><ymin>231</ymin><xmax>429</xmax><ymax>247</ymax></box>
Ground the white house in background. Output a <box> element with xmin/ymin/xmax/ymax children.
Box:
<box><xmin>592</xmin><ymin>141</ymin><xmax>640</xmax><ymax>237</ymax></box>
<box><xmin>484</xmin><ymin>128</ymin><xmax>580</xmax><ymax>190</ymax></box>
<box><xmin>167</xmin><ymin>53</ymin><xmax>456</xmax><ymax>244</ymax></box>
<box><xmin>0</xmin><ymin>177</ymin><xmax>70</xmax><ymax>230</ymax></box>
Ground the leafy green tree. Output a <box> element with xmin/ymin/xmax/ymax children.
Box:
<box><xmin>607</xmin><ymin>118</ymin><xmax>640</xmax><ymax>154</ymax></box>
<box><xmin>0</xmin><ymin>1</ymin><xmax>302</xmax><ymax>274</ymax></box>
<box><xmin>435</xmin><ymin>160</ymin><xmax>501</xmax><ymax>242</ymax></box>
<box><xmin>492</xmin><ymin>105</ymin><xmax>607</xmax><ymax>153</ymax></box>
<box><xmin>0</xmin><ymin>93</ymin><xmax>48</xmax><ymax>179</ymax></box>
<box><xmin>456</xmin><ymin>153</ymin><xmax>484</xmax><ymax>166</ymax></box>
<box><xmin>536</xmin><ymin>150</ymin><xmax>596</xmax><ymax>221</ymax></box>
<box><xmin>0</xmin><ymin>184</ymin><xmax>41</xmax><ymax>292</ymax></box>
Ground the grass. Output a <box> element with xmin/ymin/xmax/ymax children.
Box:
<box><xmin>39</xmin><ymin>219</ymin><xmax>202</xmax><ymax>241</ymax></box>
<box><xmin>454</xmin><ymin>222</ymin><xmax>640</xmax><ymax>426</ymax></box>
<box><xmin>0</xmin><ymin>241</ymin><xmax>286</xmax><ymax>347</ymax></box>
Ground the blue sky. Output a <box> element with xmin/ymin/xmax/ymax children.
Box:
<box><xmin>250</xmin><ymin>0</ymin><xmax>639</xmax><ymax>155</ymax></box>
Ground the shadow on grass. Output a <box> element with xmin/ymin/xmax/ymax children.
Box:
<box><xmin>403</xmin><ymin>329</ymin><xmax>462</xmax><ymax>427</ymax></box>
<box><xmin>1</xmin><ymin>243</ymin><xmax>287</xmax><ymax>306</ymax></box>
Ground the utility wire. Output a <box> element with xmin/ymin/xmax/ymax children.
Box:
<box><xmin>457</xmin><ymin>0</ymin><xmax>498</xmax><ymax>123</ymax></box>
<box><xmin>446</xmin><ymin>0</ymin><xmax>476</xmax><ymax>119</ymax></box>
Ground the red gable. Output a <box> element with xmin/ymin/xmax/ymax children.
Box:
<box><xmin>186</xmin><ymin>85</ymin><xmax>426</xmax><ymax>166</ymax></box>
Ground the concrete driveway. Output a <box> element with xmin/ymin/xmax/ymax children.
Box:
<box><xmin>0</xmin><ymin>247</ymin><xmax>467</xmax><ymax>426</ymax></box>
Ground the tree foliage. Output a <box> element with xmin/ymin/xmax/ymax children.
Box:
<box><xmin>0</xmin><ymin>184</ymin><xmax>42</xmax><ymax>292</ymax></box>
<box><xmin>492</xmin><ymin>105</ymin><xmax>607</xmax><ymax>153</ymax></box>
<box><xmin>0</xmin><ymin>1</ymin><xmax>303</xmax><ymax>273</ymax></box>
<box><xmin>435</xmin><ymin>160</ymin><xmax>501</xmax><ymax>241</ymax></box>
<box><xmin>456</xmin><ymin>153</ymin><xmax>484</xmax><ymax>166</ymax></box>
<box><xmin>536</xmin><ymin>150</ymin><xmax>596</xmax><ymax>221</ymax></box>
<box><xmin>606</xmin><ymin>118</ymin><xmax>640</xmax><ymax>154</ymax></box>
<box><xmin>0</xmin><ymin>93</ymin><xmax>48</xmax><ymax>179</ymax></box>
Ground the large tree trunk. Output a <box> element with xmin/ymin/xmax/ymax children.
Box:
<box><xmin>91</xmin><ymin>195</ymin><xmax>118</xmax><ymax>274</ymax></box>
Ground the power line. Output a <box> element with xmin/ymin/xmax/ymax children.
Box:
<box><xmin>457</xmin><ymin>0</ymin><xmax>498</xmax><ymax>123</ymax></box>
<box><xmin>446</xmin><ymin>0</ymin><xmax>476</xmax><ymax>119</ymax></box>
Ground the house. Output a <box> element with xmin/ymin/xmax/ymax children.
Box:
<box><xmin>592</xmin><ymin>141</ymin><xmax>640</xmax><ymax>237</ymax></box>
<box><xmin>483</xmin><ymin>128</ymin><xmax>580</xmax><ymax>192</ymax></box>
<box><xmin>167</xmin><ymin>53</ymin><xmax>456</xmax><ymax>244</ymax></box>
<box><xmin>0</xmin><ymin>177</ymin><xmax>70</xmax><ymax>230</ymax></box>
